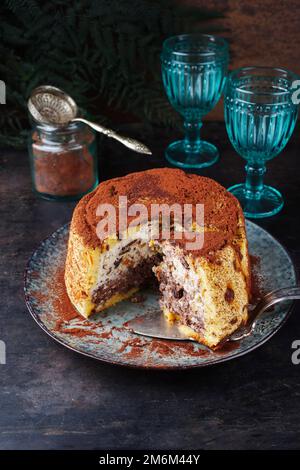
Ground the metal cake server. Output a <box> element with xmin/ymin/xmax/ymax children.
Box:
<box><xmin>126</xmin><ymin>287</ymin><xmax>300</xmax><ymax>345</ymax></box>
<box><xmin>28</xmin><ymin>85</ymin><xmax>152</xmax><ymax>155</ymax></box>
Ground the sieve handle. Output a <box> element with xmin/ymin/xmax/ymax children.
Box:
<box><xmin>72</xmin><ymin>118</ymin><xmax>152</xmax><ymax>155</ymax></box>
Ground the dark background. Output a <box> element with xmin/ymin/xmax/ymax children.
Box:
<box><xmin>0</xmin><ymin>122</ymin><xmax>300</xmax><ymax>449</ymax></box>
<box><xmin>2</xmin><ymin>0</ymin><xmax>300</xmax><ymax>148</ymax></box>
<box><xmin>1</xmin><ymin>0</ymin><xmax>300</xmax><ymax>451</ymax></box>
<box><xmin>189</xmin><ymin>0</ymin><xmax>300</xmax><ymax>120</ymax></box>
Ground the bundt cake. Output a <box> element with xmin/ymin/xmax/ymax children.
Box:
<box><xmin>65</xmin><ymin>168</ymin><xmax>251</xmax><ymax>349</ymax></box>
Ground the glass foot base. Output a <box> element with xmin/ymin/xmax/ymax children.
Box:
<box><xmin>228</xmin><ymin>183</ymin><xmax>284</xmax><ymax>218</ymax></box>
<box><xmin>165</xmin><ymin>140</ymin><xmax>219</xmax><ymax>169</ymax></box>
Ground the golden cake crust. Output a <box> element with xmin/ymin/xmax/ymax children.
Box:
<box><xmin>71</xmin><ymin>168</ymin><xmax>246</xmax><ymax>261</ymax></box>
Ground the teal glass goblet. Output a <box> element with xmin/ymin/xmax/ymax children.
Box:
<box><xmin>225</xmin><ymin>66</ymin><xmax>298</xmax><ymax>218</ymax></box>
<box><xmin>161</xmin><ymin>34</ymin><xmax>229</xmax><ymax>169</ymax></box>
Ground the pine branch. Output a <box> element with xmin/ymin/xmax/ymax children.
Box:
<box><xmin>0</xmin><ymin>0</ymin><xmax>226</xmax><ymax>148</ymax></box>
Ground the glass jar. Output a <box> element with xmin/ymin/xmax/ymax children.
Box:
<box><xmin>28</xmin><ymin>121</ymin><xmax>98</xmax><ymax>200</ymax></box>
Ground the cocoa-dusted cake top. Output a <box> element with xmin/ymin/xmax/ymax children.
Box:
<box><xmin>71</xmin><ymin>168</ymin><xmax>243</xmax><ymax>256</ymax></box>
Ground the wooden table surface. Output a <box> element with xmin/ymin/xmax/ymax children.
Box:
<box><xmin>0</xmin><ymin>122</ymin><xmax>299</xmax><ymax>450</ymax></box>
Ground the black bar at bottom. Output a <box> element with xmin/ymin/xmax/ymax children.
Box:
<box><xmin>0</xmin><ymin>449</ymin><xmax>299</xmax><ymax>467</ymax></box>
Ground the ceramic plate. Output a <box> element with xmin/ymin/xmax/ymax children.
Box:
<box><xmin>24</xmin><ymin>221</ymin><xmax>297</xmax><ymax>369</ymax></box>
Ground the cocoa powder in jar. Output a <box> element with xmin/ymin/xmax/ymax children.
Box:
<box><xmin>31</xmin><ymin>124</ymin><xmax>97</xmax><ymax>197</ymax></box>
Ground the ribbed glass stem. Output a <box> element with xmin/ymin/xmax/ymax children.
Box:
<box><xmin>245</xmin><ymin>163</ymin><xmax>266</xmax><ymax>199</ymax></box>
<box><xmin>184</xmin><ymin>120</ymin><xmax>202</xmax><ymax>152</ymax></box>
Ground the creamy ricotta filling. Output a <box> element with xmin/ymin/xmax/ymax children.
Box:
<box><xmin>153</xmin><ymin>242</ymin><xmax>205</xmax><ymax>332</ymax></box>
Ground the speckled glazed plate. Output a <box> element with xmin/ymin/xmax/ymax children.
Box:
<box><xmin>24</xmin><ymin>221</ymin><xmax>297</xmax><ymax>369</ymax></box>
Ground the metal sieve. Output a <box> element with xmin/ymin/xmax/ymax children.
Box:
<box><xmin>28</xmin><ymin>85</ymin><xmax>152</xmax><ymax>155</ymax></box>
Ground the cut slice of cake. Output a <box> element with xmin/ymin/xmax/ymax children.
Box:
<box><xmin>65</xmin><ymin>168</ymin><xmax>251</xmax><ymax>349</ymax></box>
<box><xmin>153</xmin><ymin>218</ymin><xmax>249</xmax><ymax>348</ymax></box>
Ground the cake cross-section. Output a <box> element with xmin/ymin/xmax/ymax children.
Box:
<box><xmin>65</xmin><ymin>168</ymin><xmax>250</xmax><ymax>349</ymax></box>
